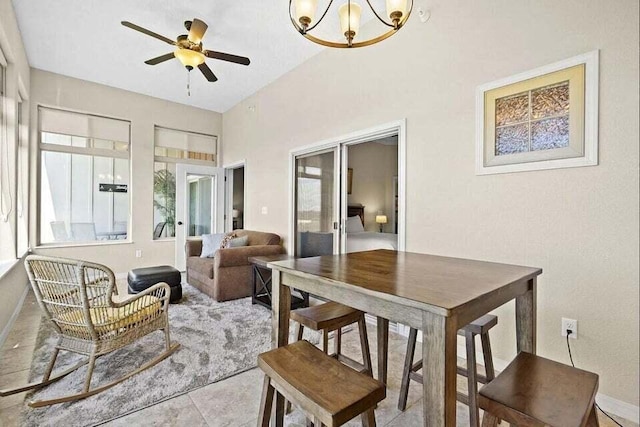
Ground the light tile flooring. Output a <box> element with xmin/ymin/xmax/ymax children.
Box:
<box><xmin>0</xmin><ymin>290</ymin><xmax>636</xmax><ymax>427</ymax></box>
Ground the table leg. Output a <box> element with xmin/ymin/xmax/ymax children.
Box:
<box><xmin>515</xmin><ymin>277</ymin><xmax>537</xmax><ymax>354</ymax></box>
<box><xmin>422</xmin><ymin>311</ymin><xmax>457</xmax><ymax>427</ymax></box>
<box><xmin>271</xmin><ymin>270</ymin><xmax>291</xmax><ymax>427</ymax></box>
<box><xmin>376</xmin><ymin>317</ymin><xmax>389</xmax><ymax>385</ymax></box>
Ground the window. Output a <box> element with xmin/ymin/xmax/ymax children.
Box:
<box><xmin>38</xmin><ymin>107</ymin><xmax>131</xmax><ymax>245</ymax></box>
<box><xmin>153</xmin><ymin>126</ymin><xmax>217</xmax><ymax>239</ymax></box>
<box><xmin>0</xmin><ymin>52</ymin><xmax>14</xmax><ymax>263</ymax></box>
<box><xmin>16</xmin><ymin>93</ymin><xmax>28</xmax><ymax>255</ymax></box>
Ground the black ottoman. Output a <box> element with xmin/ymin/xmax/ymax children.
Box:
<box><xmin>127</xmin><ymin>265</ymin><xmax>182</xmax><ymax>303</ymax></box>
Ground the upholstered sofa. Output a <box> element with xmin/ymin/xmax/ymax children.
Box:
<box><xmin>185</xmin><ymin>229</ymin><xmax>284</xmax><ymax>302</ymax></box>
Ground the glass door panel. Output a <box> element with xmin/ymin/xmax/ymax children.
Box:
<box><xmin>294</xmin><ymin>149</ymin><xmax>338</xmax><ymax>257</ymax></box>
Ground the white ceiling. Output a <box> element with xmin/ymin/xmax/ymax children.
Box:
<box><xmin>12</xmin><ymin>0</ymin><xmax>329</xmax><ymax>113</ymax></box>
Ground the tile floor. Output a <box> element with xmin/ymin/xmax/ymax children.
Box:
<box><xmin>0</xmin><ymin>290</ymin><xmax>636</xmax><ymax>427</ymax></box>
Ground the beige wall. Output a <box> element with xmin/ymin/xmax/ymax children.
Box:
<box><xmin>347</xmin><ymin>142</ymin><xmax>398</xmax><ymax>233</ymax></box>
<box><xmin>222</xmin><ymin>0</ymin><xmax>639</xmax><ymax>407</ymax></box>
<box><xmin>0</xmin><ymin>0</ymin><xmax>30</xmax><ymax>338</ymax></box>
<box><xmin>29</xmin><ymin>69</ymin><xmax>222</xmax><ymax>275</ymax></box>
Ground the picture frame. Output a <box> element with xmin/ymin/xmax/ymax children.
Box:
<box><xmin>347</xmin><ymin>168</ymin><xmax>353</xmax><ymax>194</ymax></box>
<box><xmin>475</xmin><ymin>50</ymin><xmax>599</xmax><ymax>175</ymax></box>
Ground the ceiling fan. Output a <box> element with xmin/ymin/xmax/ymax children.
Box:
<box><xmin>121</xmin><ymin>18</ymin><xmax>250</xmax><ymax>84</ymax></box>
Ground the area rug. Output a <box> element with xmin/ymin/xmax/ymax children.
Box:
<box><xmin>20</xmin><ymin>284</ymin><xmax>275</xmax><ymax>426</ymax></box>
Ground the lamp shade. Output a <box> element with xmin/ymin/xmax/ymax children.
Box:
<box><xmin>339</xmin><ymin>2</ymin><xmax>362</xmax><ymax>38</ymax></box>
<box><xmin>375</xmin><ymin>215</ymin><xmax>388</xmax><ymax>224</ymax></box>
<box><xmin>174</xmin><ymin>48</ymin><xmax>205</xmax><ymax>68</ymax></box>
<box><xmin>232</xmin><ymin>209</ymin><xmax>240</xmax><ymax>219</ymax></box>
<box><xmin>386</xmin><ymin>0</ymin><xmax>408</xmax><ymax>20</ymax></box>
<box><xmin>294</xmin><ymin>0</ymin><xmax>318</xmax><ymax>26</ymax></box>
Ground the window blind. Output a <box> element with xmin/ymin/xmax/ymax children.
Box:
<box><xmin>39</xmin><ymin>107</ymin><xmax>130</xmax><ymax>143</ymax></box>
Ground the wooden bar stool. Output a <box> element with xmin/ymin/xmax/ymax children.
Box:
<box><xmin>257</xmin><ymin>340</ymin><xmax>386</xmax><ymax>427</ymax></box>
<box><xmin>290</xmin><ymin>301</ymin><xmax>373</xmax><ymax>375</ymax></box>
<box><xmin>479</xmin><ymin>351</ymin><xmax>600</xmax><ymax>427</ymax></box>
<box><xmin>398</xmin><ymin>314</ymin><xmax>498</xmax><ymax>427</ymax></box>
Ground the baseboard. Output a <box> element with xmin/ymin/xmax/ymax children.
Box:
<box><xmin>0</xmin><ymin>284</ymin><xmax>30</xmax><ymax>350</ymax></box>
<box><xmin>390</xmin><ymin>323</ymin><xmax>639</xmax><ymax>423</ymax></box>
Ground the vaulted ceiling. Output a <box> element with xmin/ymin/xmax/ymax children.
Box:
<box><xmin>12</xmin><ymin>0</ymin><xmax>328</xmax><ymax>112</ymax></box>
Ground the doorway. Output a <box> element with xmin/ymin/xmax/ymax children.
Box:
<box><xmin>175</xmin><ymin>164</ymin><xmax>224</xmax><ymax>271</ymax></box>
<box><xmin>224</xmin><ymin>162</ymin><xmax>246</xmax><ymax>232</ymax></box>
<box><xmin>290</xmin><ymin>120</ymin><xmax>406</xmax><ymax>257</ymax></box>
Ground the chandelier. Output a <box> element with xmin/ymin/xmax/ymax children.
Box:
<box><xmin>290</xmin><ymin>0</ymin><xmax>413</xmax><ymax>48</ymax></box>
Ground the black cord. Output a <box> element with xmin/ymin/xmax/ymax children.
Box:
<box><xmin>565</xmin><ymin>332</ymin><xmax>624</xmax><ymax>427</ymax></box>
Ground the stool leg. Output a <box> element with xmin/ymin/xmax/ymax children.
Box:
<box><xmin>398</xmin><ymin>327</ymin><xmax>418</xmax><ymax>411</ymax></box>
<box><xmin>358</xmin><ymin>316</ymin><xmax>373</xmax><ymax>376</ymax></box>
<box><xmin>361</xmin><ymin>408</ymin><xmax>376</xmax><ymax>427</ymax></box>
<box><xmin>335</xmin><ymin>327</ymin><xmax>342</xmax><ymax>356</ymax></box>
<box><xmin>587</xmin><ymin>404</ymin><xmax>600</xmax><ymax>426</ymax></box>
<box><xmin>481</xmin><ymin>412</ymin><xmax>499</xmax><ymax>427</ymax></box>
<box><xmin>322</xmin><ymin>329</ymin><xmax>329</xmax><ymax>354</ymax></box>
<box><xmin>480</xmin><ymin>332</ymin><xmax>495</xmax><ymax>382</ymax></box>
<box><xmin>257</xmin><ymin>375</ymin><xmax>275</xmax><ymax>427</ymax></box>
<box><xmin>465</xmin><ymin>330</ymin><xmax>480</xmax><ymax>427</ymax></box>
<box><xmin>295</xmin><ymin>323</ymin><xmax>304</xmax><ymax>342</ymax></box>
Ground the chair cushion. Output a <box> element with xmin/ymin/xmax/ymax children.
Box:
<box><xmin>57</xmin><ymin>295</ymin><xmax>162</xmax><ymax>336</ymax></box>
<box><xmin>228</xmin><ymin>235</ymin><xmax>249</xmax><ymax>248</ymax></box>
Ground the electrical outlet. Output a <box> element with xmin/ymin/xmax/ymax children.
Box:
<box><xmin>261</xmin><ymin>206</ymin><xmax>268</xmax><ymax>215</ymax></box>
<box><xmin>135</xmin><ymin>250</ymin><xmax>142</xmax><ymax>258</ymax></box>
<box><xmin>562</xmin><ymin>318</ymin><xmax>578</xmax><ymax>339</ymax></box>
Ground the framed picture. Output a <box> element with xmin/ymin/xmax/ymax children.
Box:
<box><xmin>476</xmin><ymin>50</ymin><xmax>599</xmax><ymax>175</ymax></box>
<box><xmin>347</xmin><ymin>168</ymin><xmax>353</xmax><ymax>194</ymax></box>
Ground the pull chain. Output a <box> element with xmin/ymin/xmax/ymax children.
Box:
<box><xmin>187</xmin><ymin>71</ymin><xmax>191</xmax><ymax>97</ymax></box>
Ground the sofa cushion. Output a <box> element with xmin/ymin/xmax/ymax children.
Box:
<box><xmin>228</xmin><ymin>235</ymin><xmax>249</xmax><ymax>248</ymax></box>
<box><xmin>187</xmin><ymin>256</ymin><xmax>215</xmax><ymax>279</ymax></box>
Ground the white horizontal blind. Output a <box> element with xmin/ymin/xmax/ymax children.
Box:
<box><xmin>39</xmin><ymin>107</ymin><xmax>130</xmax><ymax>144</ymax></box>
<box><xmin>154</xmin><ymin>126</ymin><xmax>217</xmax><ymax>163</ymax></box>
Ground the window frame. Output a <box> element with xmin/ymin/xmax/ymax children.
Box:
<box><xmin>36</xmin><ymin>106</ymin><xmax>132</xmax><ymax>247</ymax></box>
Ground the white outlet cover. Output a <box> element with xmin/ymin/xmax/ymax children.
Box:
<box><xmin>261</xmin><ymin>206</ymin><xmax>268</xmax><ymax>215</ymax></box>
<box><xmin>561</xmin><ymin>318</ymin><xmax>578</xmax><ymax>339</ymax></box>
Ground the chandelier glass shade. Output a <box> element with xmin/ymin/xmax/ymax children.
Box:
<box><xmin>290</xmin><ymin>0</ymin><xmax>412</xmax><ymax>48</ymax></box>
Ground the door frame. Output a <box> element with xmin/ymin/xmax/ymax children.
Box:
<box><xmin>223</xmin><ymin>160</ymin><xmax>246</xmax><ymax>232</ymax></box>
<box><xmin>289</xmin><ymin>119</ymin><xmax>407</xmax><ymax>255</ymax></box>
<box><xmin>175</xmin><ymin>164</ymin><xmax>224</xmax><ymax>271</ymax></box>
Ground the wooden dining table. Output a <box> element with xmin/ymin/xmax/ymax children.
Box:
<box><xmin>268</xmin><ymin>249</ymin><xmax>542</xmax><ymax>427</ymax></box>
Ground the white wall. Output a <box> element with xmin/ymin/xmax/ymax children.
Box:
<box><xmin>0</xmin><ymin>0</ymin><xmax>30</xmax><ymax>338</ymax></box>
<box><xmin>347</xmin><ymin>142</ymin><xmax>398</xmax><ymax>232</ymax></box>
<box><xmin>221</xmin><ymin>0</ymin><xmax>639</xmax><ymax>408</ymax></box>
<box><xmin>29</xmin><ymin>69</ymin><xmax>222</xmax><ymax>274</ymax></box>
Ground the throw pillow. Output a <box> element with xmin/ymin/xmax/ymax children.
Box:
<box><xmin>346</xmin><ymin>215</ymin><xmax>365</xmax><ymax>233</ymax></box>
<box><xmin>200</xmin><ymin>233</ymin><xmax>225</xmax><ymax>258</ymax></box>
<box><xmin>219</xmin><ymin>232</ymin><xmax>237</xmax><ymax>249</ymax></box>
<box><xmin>228</xmin><ymin>235</ymin><xmax>249</xmax><ymax>248</ymax></box>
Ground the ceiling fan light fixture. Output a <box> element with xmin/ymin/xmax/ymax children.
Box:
<box><xmin>174</xmin><ymin>48</ymin><xmax>205</xmax><ymax>69</ymax></box>
<box><xmin>294</xmin><ymin>0</ymin><xmax>318</xmax><ymax>30</ymax></box>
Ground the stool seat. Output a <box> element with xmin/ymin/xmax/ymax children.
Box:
<box><xmin>258</xmin><ymin>340</ymin><xmax>385</xmax><ymax>426</ymax></box>
<box><xmin>458</xmin><ymin>314</ymin><xmax>498</xmax><ymax>336</ymax></box>
<box><xmin>290</xmin><ymin>302</ymin><xmax>362</xmax><ymax>331</ymax></box>
<box><xmin>479</xmin><ymin>352</ymin><xmax>599</xmax><ymax>427</ymax></box>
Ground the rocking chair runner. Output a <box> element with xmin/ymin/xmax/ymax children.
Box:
<box><xmin>0</xmin><ymin>255</ymin><xmax>180</xmax><ymax>407</ymax></box>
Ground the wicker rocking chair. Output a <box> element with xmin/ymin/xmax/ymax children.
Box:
<box><xmin>0</xmin><ymin>255</ymin><xmax>180</xmax><ymax>407</ymax></box>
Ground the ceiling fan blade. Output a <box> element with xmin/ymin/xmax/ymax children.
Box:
<box><xmin>204</xmin><ymin>50</ymin><xmax>250</xmax><ymax>66</ymax></box>
<box><xmin>121</xmin><ymin>21</ymin><xmax>175</xmax><ymax>45</ymax></box>
<box><xmin>198</xmin><ymin>63</ymin><xmax>218</xmax><ymax>82</ymax></box>
<box><xmin>188</xmin><ymin>19</ymin><xmax>208</xmax><ymax>44</ymax></box>
<box><xmin>144</xmin><ymin>52</ymin><xmax>175</xmax><ymax>65</ymax></box>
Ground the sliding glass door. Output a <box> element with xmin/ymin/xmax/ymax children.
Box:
<box><xmin>294</xmin><ymin>149</ymin><xmax>339</xmax><ymax>257</ymax></box>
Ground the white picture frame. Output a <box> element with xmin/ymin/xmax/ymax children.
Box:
<box><xmin>475</xmin><ymin>50</ymin><xmax>599</xmax><ymax>175</ymax></box>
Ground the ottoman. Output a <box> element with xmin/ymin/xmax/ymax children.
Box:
<box><xmin>127</xmin><ymin>265</ymin><xmax>182</xmax><ymax>303</ymax></box>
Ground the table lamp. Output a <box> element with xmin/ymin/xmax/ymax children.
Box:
<box><xmin>375</xmin><ymin>214</ymin><xmax>387</xmax><ymax>233</ymax></box>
